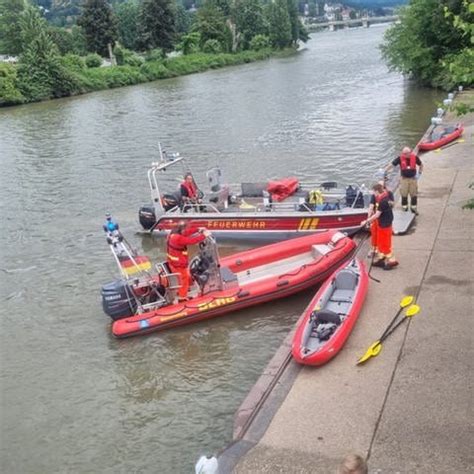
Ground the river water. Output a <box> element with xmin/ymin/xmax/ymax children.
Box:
<box><xmin>1</xmin><ymin>25</ymin><xmax>442</xmax><ymax>473</ymax></box>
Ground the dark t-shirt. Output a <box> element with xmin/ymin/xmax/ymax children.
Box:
<box><xmin>392</xmin><ymin>155</ymin><xmax>422</xmax><ymax>178</ymax></box>
<box><xmin>370</xmin><ymin>190</ymin><xmax>394</xmax><ymax>206</ymax></box>
<box><xmin>377</xmin><ymin>198</ymin><xmax>393</xmax><ymax>228</ymax></box>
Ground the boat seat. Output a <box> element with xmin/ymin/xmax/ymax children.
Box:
<box><xmin>330</xmin><ymin>289</ymin><xmax>353</xmax><ymax>303</ymax></box>
<box><xmin>334</xmin><ymin>270</ymin><xmax>357</xmax><ymax>290</ymax></box>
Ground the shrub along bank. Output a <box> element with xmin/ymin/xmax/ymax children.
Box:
<box><xmin>0</xmin><ymin>48</ymin><xmax>287</xmax><ymax>107</ymax></box>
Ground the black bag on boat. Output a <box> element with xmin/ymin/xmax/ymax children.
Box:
<box><xmin>345</xmin><ymin>185</ymin><xmax>364</xmax><ymax>208</ymax></box>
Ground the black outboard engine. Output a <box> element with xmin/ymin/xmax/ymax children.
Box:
<box><xmin>101</xmin><ymin>280</ymin><xmax>137</xmax><ymax>320</ymax></box>
<box><xmin>138</xmin><ymin>205</ymin><xmax>156</xmax><ymax>230</ymax></box>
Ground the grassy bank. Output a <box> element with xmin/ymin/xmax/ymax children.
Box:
<box><xmin>0</xmin><ymin>49</ymin><xmax>294</xmax><ymax>107</ymax></box>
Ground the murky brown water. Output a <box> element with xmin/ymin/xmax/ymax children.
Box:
<box><xmin>0</xmin><ymin>25</ymin><xmax>442</xmax><ymax>473</ymax></box>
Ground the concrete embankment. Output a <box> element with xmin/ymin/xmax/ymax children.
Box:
<box><xmin>218</xmin><ymin>91</ymin><xmax>473</xmax><ymax>473</ymax></box>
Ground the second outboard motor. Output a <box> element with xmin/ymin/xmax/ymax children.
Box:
<box><xmin>138</xmin><ymin>205</ymin><xmax>156</xmax><ymax>230</ymax></box>
<box><xmin>101</xmin><ymin>280</ymin><xmax>137</xmax><ymax>320</ymax></box>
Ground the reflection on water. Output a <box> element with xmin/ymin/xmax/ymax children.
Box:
<box><xmin>0</xmin><ymin>25</ymin><xmax>442</xmax><ymax>473</ymax></box>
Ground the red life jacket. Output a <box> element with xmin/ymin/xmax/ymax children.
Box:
<box><xmin>167</xmin><ymin>233</ymin><xmax>189</xmax><ymax>268</ymax></box>
<box><xmin>181</xmin><ymin>180</ymin><xmax>198</xmax><ymax>199</ymax></box>
<box><xmin>375</xmin><ymin>190</ymin><xmax>389</xmax><ymax>207</ymax></box>
<box><xmin>400</xmin><ymin>153</ymin><xmax>417</xmax><ymax>171</ymax></box>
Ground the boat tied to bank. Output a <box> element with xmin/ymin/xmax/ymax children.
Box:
<box><xmin>291</xmin><ymin>258</ymin><xmax>368</xmax><ymax>366</ymax></box>
<box><xmin>138</xmin><ymin>144</ymin><xmax>371</xmax><ymax>242</ymax></box>
<box><xmin>418</xmin><ymin>123</ymin><xmax>464</xmax><ymax>151</ymax></box>
<box><xmin>101</xmin><ymin>221</ymin><xmax>356</xmax><ymax>338</ymax></box>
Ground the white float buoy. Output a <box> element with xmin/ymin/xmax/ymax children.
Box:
<box><xmin>437</xmin><ymin>108</ymin><xmax>444</xmax><ymax>117</ymax></box>
<box><xmin>448</xmin><ymin>93</ymin><xmax>454</xmax><ymax>100</ymax></box>
<box><xmin>458</xmin><ymin>85</ymin><xmax>463</xmax><ymax>92</ymax></box>
<box><xmin>195</xmin><ymin>455</ymin><xmax>218</xmax><ymax>474</ymax></box>
<box><xmin>443</xmin><ymin>98</ymin><xmax>452</xmax><ymax>106</ymax></box>
<box><xmin>431</xmin><ymin>117</ymin><xmax>442</xmax><ymax>125</ymax></box>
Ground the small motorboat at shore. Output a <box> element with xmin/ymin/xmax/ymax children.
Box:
<box><xmin>418</xmin><ymin>123</ymin><xmax>464</xmax><ymax>151</ymax></box>
<box><xmin>291</xmin><ymin>258</ymin><xmax>368</xmax><ymax>366</ymax></box>
<box><xmin>138</xmin><ymin>144</ymin><xmax>370</xmax><ymax>242</ymax></box>
<box><xmin>101</xmin><ymin>224</ymin><xmax>357</xmax><ymax>338</ymax></box>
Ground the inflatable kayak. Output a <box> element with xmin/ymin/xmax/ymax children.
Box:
<box><xmin>292</xmin><ymin>258</ymin><xmax>368</xmax><ymax>366</ymax></box>
<box><xmin>418</xmin><ymin>123</ymin><xmax>464</xmax><ymax>151</ymax></box>
<box><xmin>101</xmin><ymin>227</ymin><xmax>356</xmax><ymax>338</ymax></box>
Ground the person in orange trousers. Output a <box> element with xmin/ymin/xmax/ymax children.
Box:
<box><xmin>167</xmin><ymin>221</ymin><xmax>210</xmax><ymax>300</ymax></box>
<box><xmin>367</xmin><ymin>180</ymin><xmax>394</xmax><ymax>258</ymax></box>
<box><xmin>362</xmin><ymin>183</ymin><xmax>398</xmax><ymax>270</ymax></box>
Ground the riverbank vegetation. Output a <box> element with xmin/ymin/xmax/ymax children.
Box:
<box><xmin>381</xmin><ymin>0</ymin><xmax>473</xmax><ymax>90</ymax></box>
<box><xmin>0</xmin><ymin>0</ymin><xmax>308</xmax><ymax>106</ymax></box>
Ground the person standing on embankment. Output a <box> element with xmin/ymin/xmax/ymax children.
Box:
<box><xmin>385</xmin><ymin>146</ymin><xmax>423</xmax><ymax>214</ymax></box>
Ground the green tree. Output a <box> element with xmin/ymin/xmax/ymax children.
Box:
<box><xmin>175</xmin><ymin>3</ymin><xmax>192</xmax><ymax>35</ymax></box>
<box><xmin>380</xmin><ymin>0</ymin><xmax>472</xmax><ymax>88</ymax></box>
<box><xmin>0</xmin><ymin>63</ymin><xmax>24</xmax><ymax>105</ymax></box>
<box><xmin>116</xmin><ymin>1</ymin><xmax>139</xmax><ymax>50</ymax></box>
<box><xmin>48</xmin><ymin>26</ymin><xmax>76</xmax><ymax>55</ymax></box>
<box><xmin>77</xmin><ymin>0</ymin><xmax>118</xmax><ymax>56</ymax></box>
<box><xmin>192</xmin><ymin>3</ymin><xmax>231</xmax><ymax>52</ymax></box>
<box><xmin>178</xmin><ymin>31</ymin><xmax>200</xmax><ymax>54</ymax></box>
<box><xmin>138</xmin><ymin>0</ymin><xmax>176</xmax><ymax>52</ymax></box>
<box><xmin>232</xmin><ymin>0</ymin><xmax>266</xmax><ymax>50</ymax></box>
<box><xmin>266</xmin><ymin>0</ymin><xmax>291</xmax><ymax>49</ymax></box>
<box><xmin>0</xmin><ymin>0</ymin><xmax>26</xmax><ymax>54</ymax></box>
<box><xmin>17</xmin><ymin>6</ymin><xmax>79</xmax><ymax>101</ymax></box>
<box><xmin>206</xmin><ymin>0</ymin><xmax>231</xmax><ymax>16</ymax></box>
<box><xmin>286</xmin><ymin>0</ymin><xmax>299</xmax><ymax>44</ymax></box>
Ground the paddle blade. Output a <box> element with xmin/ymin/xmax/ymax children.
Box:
<box><xmin>357</xmin><ymin>341</ymin><xmax>382</xmax><ymax>365</ymax></box>
<box><xmin>400</xmin><ymin>296</ymin><xmax>414</xmax><ymax>308</ymax></box>
<box><xmin>405</xmin><ymin>304</ymin><xmax>420</xmax><ymax>317</ymax></box>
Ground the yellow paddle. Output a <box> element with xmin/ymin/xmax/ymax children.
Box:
<box><xmin>357</xmin><ymin>301</ymin><xmax>420</xmax><ymax>365</ymax></box>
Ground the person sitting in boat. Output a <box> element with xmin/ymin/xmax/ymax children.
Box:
<box><xmin>180</xmin><ymin>172</ymin><xmax>203</xmax><ymax>208</ymax></box>
<box><xmin>167</xmin><ymin>221</ymin><xmax>211</xmax><ymax>302</ymax></box>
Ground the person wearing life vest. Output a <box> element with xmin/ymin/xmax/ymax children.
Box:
<box><xmin>167</xmin><ymin>221</ymin><xmax>210</xmax><ymax>301</ymax></box>
<box><xmin>180</xmin><ymin>172</ymin><xmax>201</xmax><ymax>207</ymax></box>
<box><xmin>386</xmin><ymin>147</ymin><xmax>423</xmax><ymax>214</ymax></box>
<box><xmin>361</xmin><ymin>183</ymin><xmax>398</xmax><ymax>271</ymax></box>
<box><xmin>367</xmin><ymin>181</ymin><xmax>394</xmax><ymax>258</ymax></box>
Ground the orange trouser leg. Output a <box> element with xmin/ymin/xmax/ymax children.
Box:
<box><xmin>370</xmin><ymin>220</ymin><xmax>379</xmax><ymax>249</ymax></box>
<box><xmin>377</xmin><ymin>226</ymin><xmax>393</xmax><ymax>258</ymax></box>
<box><xmin>170</xmin><ymin>264</ymin><xmax>190</xmax><ymax>299</ymax></box>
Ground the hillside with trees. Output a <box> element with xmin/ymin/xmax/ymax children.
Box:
<box><xmin>0</xmin><ymin>0</ymin><xmax>309</xmax><ymax>106</ymax></box>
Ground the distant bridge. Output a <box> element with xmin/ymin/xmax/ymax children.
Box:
<box><xmin>306</xmin><ymin>15</ymin><xmax>399</xmax><ymax>32</ymax></box>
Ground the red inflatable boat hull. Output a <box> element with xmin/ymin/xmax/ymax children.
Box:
<box><xmin>112</xmin><ymin>231</ymin><xmax>356</xmax><ymax>338</ymax></box>
<box><xmin>418</xmin><ymin>124</ymin><xmax>464</xmax><ymax>151</ymax></box>
<box><xmin>292</xmin><ymin>258</ymin><xmax>368</xmax><ymax>366</ymax></box>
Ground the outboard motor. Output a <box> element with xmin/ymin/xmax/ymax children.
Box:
<box><xmin>138</xmin><ymin>205</ymin><xmax>156</xmax><ymax>230</ymax></box>
<box><xmin>101</xmin><ymin>280</ymin><xmax>137</xmax><ymax>320</ymax></box>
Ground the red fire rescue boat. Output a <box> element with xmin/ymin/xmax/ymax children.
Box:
<box><xmin>101</xmin><ymin>224</ymin><xmax>357</xmax><ymax>338</ymax></box>
<box><xmin>292</xmin><ymin>258</ymin><xmax>368</xmax><ymax>366</ymax></box>
<box><xmin>138</xmin><ymin>144</ymin><xmax>370</xmax><ymax>242</ymax></box>
<box><xmin>418</xmin><ymin>123</ymin><xmax>464</xmax><ymax>151</ymax></box>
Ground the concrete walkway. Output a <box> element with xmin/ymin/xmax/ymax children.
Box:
<box><xmin>219</xmin><ymin>92</ymin><xmax>473</xmax><ymax>473</ymax></box>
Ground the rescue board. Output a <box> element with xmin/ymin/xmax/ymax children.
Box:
<box><xmin>392</xmin><ymin>209</ymin><xmax>416</xmax><ymax>235</ymax></box>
